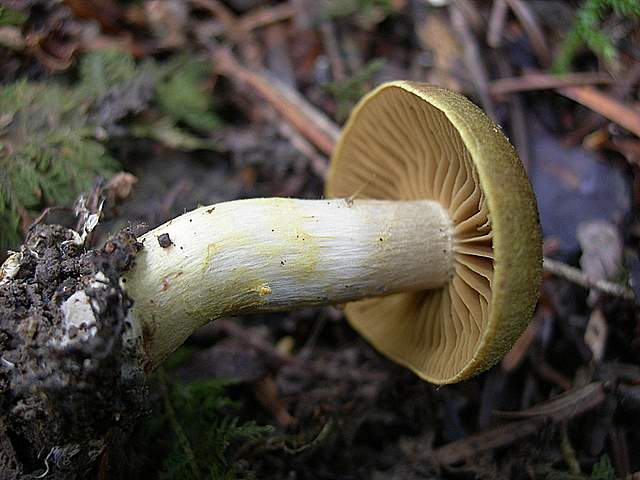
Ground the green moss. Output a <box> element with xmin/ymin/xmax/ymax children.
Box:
<box><xmin>156</xmin><ymin>58</ymin><xmax>221</xmax><ymax>133</ymax></box>
<box><xmin>0</xmin><ymin>6</ymin><xmax>28</xmax><ymax>26</ymax></box>
<box><xmin>553</xmin><ymin>0</ymin><xmax>640</xmax><ymax>72</ymax></box>
<box><xmin>0</xmin><ymin>50</ymin><xmax>221</xmax><ymax>250</ymax></box>
<box><xmin>149</xmin><ymin>368</ymin><xmax>271</xmax><ymax>480</ymax></box>
<box><xmin>590</xmin><ymin>455</ymin><xmax>615</xmax><ymax>480</ymax></box>
<box><xmin>324</xmin><ymin>59</ymin><xmax>385</xmax><ymax>122</ymax></box>
<box><xmin>0</xmin><ymin>80</ymin><xmax>117</xmax><ymax>248</ymax></box>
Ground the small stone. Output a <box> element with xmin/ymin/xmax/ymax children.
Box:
<box><xmin>157</xmin><ymin>233</ymin><xmax>173</xmax><ymax>248</ymax></box>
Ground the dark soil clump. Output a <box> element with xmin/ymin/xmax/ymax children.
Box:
<box><xmin>0</xmin><ymin>224</ymin><xmax>147</xmax><ymax>479</ymax></box>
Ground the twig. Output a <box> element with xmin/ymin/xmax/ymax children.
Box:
<box><xmin>454</xmin><ymin>0</ymin><xmax>484</xmax><ymax>33</ymax></box>
<box><xmin>238</xmin><ymin>1</ymin><xmax>296</xmax><ymax>32</ymax></box>
<box><xmin>500</xmin><ymin>312</ymin><xmax>540</xmax><ymax>371</ymax></box>
<box><xmin>487</xmin><ymin>0</ymin><xmax>508</xmax><ymax>48</ymax></box>
<box><xmin>283</xmin><ymin>420</ymin><xmax>334</xmax><ymax>454</ymax></box>
<box><xmin>263</xmin><ymin>22</ymin><xmax>297</xmax><ymax>87</ymax></box>
<box><xmin>543</xmin><ymin>257</ymin><xmax>636</xmax><ymax>301</ymax></box>
<box><xmin>277</xmin><ymin>121</ymin><xmax>329</xmax><ymax>179</ymax></box>
<box><xmin>191</xmin><ymin>0</ymin><xmax>242</xmax><ymax>39</ymax></box>
<box><xmin>493</xmin><ymin>381</ymin><xmax>606</xmax><ymax>420</ymax></box>
<box><xmin>489</xmin><ymin>71</ymin><xmax>613</xmax><ymax>96</ymax></box>
<box><xmin>190</xmin><ymin>0</ymin><xmax>262</xmax><ymax>68</ymax></box>
<box><xmin>560</xmin><ymin>423</ymin><xmax>581</xmax><ymax>476</ymax></box>
<box><xmin>557</xmin><ymin>86</ymin><xmax>640</xmax><ymax>138</ymax></box>
<box><xmin>534</xmin><ymin>359</ymin><xmax>573</xmax><ymax>391</ymax></box>
<box><xmin>433</xmin><ymin>382</ymin><xmax>607</xmax><ymax>465</ymax></box>
<box><xmin>214</xmin><ymin>319</ymin><xmax>299</xmax><ymax>367</ymax></box>
<box><xmin>610</xmin><ymin>428</ymin><xmax>631</xmax><ymax>478</ymax></box>
<box><xmin>449</xmin><ymin>4</ymin><xmax>496</xmax><ymax>120</ymax></box>
<box><xmin>494</xmin><ymin>54</ymin><xmax>531</xmax><ymax>169</ymax></box>
<box><xmin>212</xmin><ymin>47</ymin><xmax>340</xmax><ymax>156</ymax></box>
<box><xmin>504</xmin><ymin>0</ymin><xmax>551</xmax><ymax>67</ymax></box>
<box><xmin>320</xmin><ymin>20</ymin><xmax>346</xmax><ymax>82</ymax></box>
<box><xmin>434</xmin><ymin>418</ymin><xmax>544</xmax><ymax>465</ymax></box>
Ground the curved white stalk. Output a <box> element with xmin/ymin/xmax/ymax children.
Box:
<box><xmin>123</xmin><ymin>198</ymin><xmax>454</xmax><ymax>369</ymax></box>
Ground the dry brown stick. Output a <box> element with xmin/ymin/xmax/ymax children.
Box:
<box><xmin>214</xmin><ymin>318</ymin><xmax>299</xmax><ymax>367</ymax></box>
<box><xmin>449</xmin><ymin>4</ymin><xmax>496</xmax><ymax>120</ymax></box>
<box><xmin>610</xmin><ymin>428</ymin><xmax>631</xmax><ymax>478</ymax></box>
<box><xmin>213</xmin><ymin>48</ymin><xmax>340</xmax><ymax>156</ymax></box>
<box><xmin>504</xmin><ymin>0</ymin><xmax>551</xmax><ymax>67</ymax></box>
<box><xmin>190</xmin><ymin>0</ymin><xmax>262</xmax><ymax>68</ymax></box>
<box><xmin>534</xmin><ymin>360</ymin><xmax>573</xmax><ymax>391</ymax></box>
<box><xmin>487</xmin><ymin>0</ymin><xmax>508</xmax><ymax>48</ymax></box>
<box><xmin>494</xmin><ymin>54</ymin><xmax>531</xmax><ymax>169</ymax></box>
<box><xmin>489</xmin><ymin>72</ymin><xmax>613</xmax><ymax>96</ymax></box>
<box><xmin>495</xmin><ymin>382</ymin><xmax>606</xmax><ymax>420</ymax></box>
<box><xmin>557</xmin><ymin>86</ymin><xmax>640</xmax><ymax>138</ymax></box>
<box><xmin>191</xmin><ymin>0</ymin><xmax>241</xmax><ymax>39</ymax></box>
<box><xmin>263</xmin><ymin>22</ymin><xmax>297</xmax><ymax>87</ymax></box>
<box><xmin>434</xmin><ymin>418</ymin><xmax>544</xmax><ymax>465</ymax></box>
<box><xmin>433</xmin><ymin>382</ymin><xmax>607</xmax><ymax>465</ymax></box>
<box><xmin>455</xmin><ymin>0</ymin><xmax>484</xmax><ymax>33</ymax></box>
<box><xmin>320</xmin><ymin>20</ymin><xmax>347</xmax><ymax>83</ymax></box>
<box><xmin>238</xmin><ymin>1</ymin><xmax>296</xmax><ymax>32</ymax></box>
<box><xmin>500</xmin><ymin>312</ymin><xmax>540</xmax><ymax>371</ymax></box>
<box><xmin>544</xmin><ymin>257</ymin><xmax>636</xmax><ymax>301</ymax></box>
<box><xmin>277</xmin><ymin>121</ymin><xmax>330</xmax><ymax>179</ymax></box>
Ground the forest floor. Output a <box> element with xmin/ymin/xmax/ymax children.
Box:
<box><xmin>1</xmin><ymin>0</ymin><xmax>639</xmax><ymax>479</ymax></box>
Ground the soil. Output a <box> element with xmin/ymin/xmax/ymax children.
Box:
<box><xmin>2</xmin><ymin>118</ymin><xmax>639</xmax><ymax>480</ymax></box>
<box><xmin>2</xmin><ymin>1</ymin><xmax>640</xmax><ymax>478</ymax></box>
<box><xmin>0</xmin><ymin>223</ymin><xmax>147</xmax><ymax>479</ymax></box>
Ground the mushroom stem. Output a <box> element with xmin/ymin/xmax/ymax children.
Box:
<box><xmin>124</xmin><ymin>198</ymin><xmax>453</xmax><ymax>368</ymax></box>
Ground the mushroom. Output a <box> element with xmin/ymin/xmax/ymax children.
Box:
<box><xmin>117</xmin><ymin>81</ymin><xmax>541</xmax><ymax>384</ymax></box>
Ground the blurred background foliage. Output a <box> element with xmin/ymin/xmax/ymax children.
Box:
<box><xmin>0</xmin><ymin>49</ymin><xmax>218</xmax><ymax>249</ymax></box>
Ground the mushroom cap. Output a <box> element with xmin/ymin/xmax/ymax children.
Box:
<box><xmin>325</xmin><ymin>81</ymin><xmax>542</xmax><ymax>384</ymax></box>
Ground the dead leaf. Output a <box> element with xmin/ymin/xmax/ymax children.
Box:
<box><xmin>530</xmin><ymin>124</ymin><xmax>631</xmax><ymax>253</ymax></box>
<box><xmin>106</xmin><ymin>172</ymin><xmax>138</xmax><ymax>204</ymax></box>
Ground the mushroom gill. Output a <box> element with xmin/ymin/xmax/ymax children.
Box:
<box><xmin>327</xmin><ymin>83</ymin><xmax>496</xmax><ymax>383</ymax></box>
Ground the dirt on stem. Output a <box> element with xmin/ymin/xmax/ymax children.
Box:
<box><xmin>0</xmin><ymin>224</ymin><xmax>147</xmax><ymax>479</ymax></box>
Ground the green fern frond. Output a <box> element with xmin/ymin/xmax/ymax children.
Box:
<box><xmin>1</xmin><ymin>50</ymin><xmax>221</xmax><ymax>250</ymax></box>
<box><xmin>325</xmin><ymin>59</ymin><xmax>385</xmax><ymax>122</ymax></box>
<box><xmin>155</xmin><ymin>58</ymin><xmax>221</xmax><ymax>133</ymax></box>
<box><xmin>0</xmin><ymin>6</ymin><xmax>27</xmax><ymax>26</ymax></box>
<box><xmin>553</xmin><ymin>0</ymin><xmax>640</xmax><ymax>72</ymax></box>
<box><xmin>0</xmin><ymin>80</ymin><xmax>116</xmax><ymax>249</ymax></box>
<box><xmin>78</xmin><ymin>49</ymin><xmax>139</xmax><ymax>98</ymax></box>
<box><xmin>159</xmin><ymin>379</ymin><xmax>271</xmax><ymax>480</ymax></box>
<box><xmin>590</xmin><ymin>455</ymin><xmax>615</xmax><ymax>480</ymax></box>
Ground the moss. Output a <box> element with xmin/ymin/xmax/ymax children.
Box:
<box><xmin>553</xmin><ymin>0</ymin><xmax>640</xmax><ymax>72</ymax></box>
<box><xmin>0</xmin><ymin>6</ymin><xmax>27</xmax><ymax>26</ymax></box>
<box><xmin>324</xmin><ymin>59</ymin><xmax>385</xmax><ymax>122</ymax></box>
<box><xmin>590</xmin><ymin>455</ymin><xmax>615</xmax><ymax>480</ymax></box>
<box><xmin>0</xmin><ymin>50</ymin><xmax>221</xmax><ymax>251</ymax></box>
<box><xmin>147</xmin><ymin>368</ymin><xmax>272</xmax><ymax>480</ymax></box>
